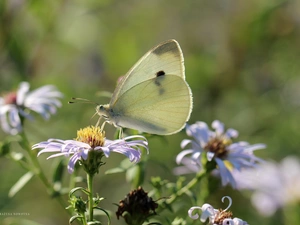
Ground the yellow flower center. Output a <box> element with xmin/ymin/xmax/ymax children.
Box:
<box><xmin>76</xmin><ymin>126</ymin><xmax>105</xmax><ymax>148</ymax></box>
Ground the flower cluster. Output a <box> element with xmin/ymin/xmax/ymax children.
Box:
<box><xmin>234</xmin><ymin>156</ymin><xmax>300</xmax><ymax>216</ymax></box>
<box><xmin>0</xmin><ymin>82</ymin><xmax>63</xmax><ymax>134</ymax></box>
<box><xmin>32</xmin><ymin>126</ymin><xmax>148</xmax><ymax>174</ymax></box>
<box><xmin>188</xmin><ymin>196</ymin><xmax>248</xmax><ymax>225</ymax></box>
<box><xmin>175</xmin><ymin>120</ymin><xmax>266</xmax><ymax>188</ymax></box>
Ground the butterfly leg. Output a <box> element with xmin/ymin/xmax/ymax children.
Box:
<box><xmin>118</xmin><ymin>127</ymin><xmax>124</xmax><ymax>139</ymax></box>
<box><xmin>99</xmin><ymin>120</ymin><xmax>107</xmax><ymax>133</ymax></box>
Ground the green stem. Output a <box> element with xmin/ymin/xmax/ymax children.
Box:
<box><xmin>87</xmin><ymin>173</ymin><xmax>94</xmax><ymax>221</ymax></box>
<box><xmin>166</xmin><ymin>170</ymin><xmax>206</xmax><ymax>205</ymax></box>
<box><xmin>19</xmin><ymin>132</ymin><xmax>71</xmax><ymax>215</ymax></box>
<box><xmin>81</xmin><ymin>214</ymin><xmax>88</xmax><ymax>225</ymax></box>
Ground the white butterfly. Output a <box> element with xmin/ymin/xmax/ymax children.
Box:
<box><xmin>96</xmin><ymin>39</ymin><xmax>193</xmax><ymax>135</ymax></box>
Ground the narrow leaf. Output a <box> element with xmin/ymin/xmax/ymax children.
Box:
<box><xmin>87</xmin><ymin>221</ymin><xmax>102</xmax><ymax>225</ymax></box>
<box><xmin>52</xmin><ymin>158</ymin><xmax>65</xmax><ymax>183</ymax></box>
<box><xmin>94</xmin><ymin>207</ymin><xmax>111</xmax><ymax>225</ymax></box>
<box><xmin>9</xmin><ymin>171</ymin><xmax>34</xmax><ymax>197</ymax></box>
<box><xmin>0</xmin><ymin>141</ymin><xmax>10</xmax><ymax>156</ymax></box>
<box><xmin>69</xmin><ymin>187</ymin><xmax>90</xmax><ymax>197</ymax></box>
<box><xmin>105</xmin><ymin>167</ymin><xmax>125</xmax><ymax>174</ymax></box>
<box><xmin>69</xmin><ymin>215</ymin><xmax>83</xmax><ymax>224</ymax></box>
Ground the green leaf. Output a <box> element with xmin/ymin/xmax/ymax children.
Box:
<box><xmin>104</xmin><ymin>167</ymin><xmax>125</xmax><ymax>174</ymax></box>
<box><xmin>126</xmin><ymin>162</ymin><xmax>145</xmax><ymax>188</ymax></box>
<box><xmin>9</xmin><ymin>171</ymin><xmax>34</xmax><ymax>197</ymax></box>
<box><xmin>69</xmin><ymin>187</ymin><xmax>90</xmax><ymax>197</ymax></box>
<box><xmin>93</xmin><ymin>207</ymin><xmax>111</xmax><ymax>225</ymax></box>
<box><xmin>105</xmin><ymin>158</ymin><xmax>132</xmax><ymax>175</ymax></box>
<box><xmin>0</xmin><ymin>141</ymin><xmax>11</xmax><ymax>156</ymax></box>
<box><xmin>52</xmin><ymin>159</ymin><xmax>65</xmax><ymax>192</ymax></box>
<box><xmin>87</xmin><ymin>221</ymin><xmax>102</xmax><ymax>225</ymax></box>
<box><xmin>69</xmin><ymin>215</ymin><xmax>83</xmax><ymax>224</ymax></box>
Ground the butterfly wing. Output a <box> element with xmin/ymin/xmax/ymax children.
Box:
<box><xmin>110</xmin><ymin>75</ymin><xmax>192</xmax><ymax>135</ymax></box>
<box><xmin>110</xmin><ymin>39</ymin><xmax>185</xmax><ymax>106</ymax></box>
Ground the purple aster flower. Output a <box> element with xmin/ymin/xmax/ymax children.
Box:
<box><xmin>175</xmin><ymin>120</ymin><xmax>265</xmax><ymax>188</ymax></box>
<box><xmin>0</xmin><ymin>82</ymin><xmax>63</xmax><ymax>135</ymax></box>
<box><xmin>234</xmin><ymin>156</ymin><xmax>300</xmax><ymax>216</ymax></box>
<box><xmin>32</xmin><ymin>126</ymin><xmax>148</xmax><ymax>174</ymax></box>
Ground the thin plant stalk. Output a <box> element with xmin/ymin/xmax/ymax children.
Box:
<box><xmin>87</xmin><ymin>173</ymin><xmax>94</xmax><ymax>221</ymax></box>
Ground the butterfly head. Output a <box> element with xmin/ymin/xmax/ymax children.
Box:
<box><xmin>96</xmin><ymin>104</ymin><xmax>111</xmax><ymax>120</ymax></box>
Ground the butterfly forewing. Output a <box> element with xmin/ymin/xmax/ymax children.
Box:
<box><xmin>110</xmin><ymin>39</ymin><xmax>185</xmax><ymax>106</ymax></box>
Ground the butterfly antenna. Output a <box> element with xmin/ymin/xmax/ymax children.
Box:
<box><xmin>91</xmin><ymin>111</ymin><xmax>98</xmax><ymax>119</ymax></box>
<box><xmin>68</xmin><ymin>97</ymin><xmax>98</xmax><ymax>105</ymax></box>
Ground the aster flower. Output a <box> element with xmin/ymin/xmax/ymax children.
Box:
<box><xmin>188</xmin><ymin>196</ymin><xmax>248</xmax><ymax>225</ymax></box>
<box><xmin>175</xmin><ymin>120</ymin><xmax>265</xmax><ymax>188</ymax></box>
<box><xmin>32</xmin><ymin>126</ymin><xmax>148</xmax><ymax>174</ymax></box>
<box><xmin>0</xmin><ymin>81</ymin><xmax>63</xmax><ymax>135</ymax></box>
<box><xmin>234</xmin><ymin>156</ymin><xmax>300</xmax><ymax>216</ymax></box>
<box><xmin>188</xmin><ymin>203</ymin><xmax>218</xmax><ymax>223</ymax></box>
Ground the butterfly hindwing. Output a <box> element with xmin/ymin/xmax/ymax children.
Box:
<box><xmin>111</xmin><ymin>75</ymin><xmax>192</xmax><ymax>135</ymax></box>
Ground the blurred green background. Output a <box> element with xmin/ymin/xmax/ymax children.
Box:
<box><xmin>1</xmin><ymin>0</ymin><xmax>300</xmax><ymax>224</ymax></box>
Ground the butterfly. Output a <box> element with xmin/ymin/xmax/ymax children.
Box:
<box><xmin>96</xmin><ymin>39</ymin><xmax>193</xmax><ymax>135</ymax></box>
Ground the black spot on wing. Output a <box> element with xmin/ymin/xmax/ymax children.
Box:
<box><xmin>155</xmin><ymin>70</ymin><xmax>165</xmax><ymax>86</ymax></box>
<box><xmin>154</xmin><ymin>72</ymin><xmax>166</xmax><ymax>95</ymax></box>
<box><xmin>156</xmin><ymin>70</ymin><xmax>165</xmax><ymax>77</ymax></box>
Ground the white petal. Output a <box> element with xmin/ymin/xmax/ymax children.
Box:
<box><xmin>188</xmin><ymin>206</ymin><xmax>202</xmax><ymax>220</ymax></box>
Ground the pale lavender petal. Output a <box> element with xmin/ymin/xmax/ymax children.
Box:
<box><xmin>47</xmin><ymin>152</ymin><xmax>70</xmax><ymax>159</ymax></box>
<box><xmin>16</xmin><ymin>82</ymin><xmax>30</xmax><ymax>105</ymax></box>
<box><xmin>251</xmin><ymin>192</ymin><xmax>279</xmax><ymax>216</ymax></box>
<box><xmin>81</xmin><ymin>149</ymin><xmax>89</xmax><ymax>160</ymax></box>
<box><xmin>211</xmin><ymin>120</ymin><xmax>224</xmax><ymax>135</ymax></box>
<box><xmin>244</xmin><ymin>143</ymin><xmax>266</xmax><ymax>152</ymax></box>
<box><xmin>32</xmin><ymin>134</ymin><xmax>143</xmax><ymax>173</ymax></box>
<box><xmin>191</xmin><ymin>151</ymin><xmax>201</xmax><ymax>162</ymax></box>
<box><xmin>176</xmin><ymin>149</ymin><xmax>195</xmax><ymax>164</ymax></box>
<box><xmin>18</xmin><ymin>108</ymin><xmax>34</xmax><ymax>120</ymax></box>
<box><xmin>68</xmin><ymin>154</ymin><xmax>80</xmax><ymax>173</ymax></box>
<box><xmin>180</xmin><ymin>139</ymin><xmax>192</xmax><ymax>149</ymax></box>
<box><xmin>8</xmin><ymin>108</ymin><xmax>21</xmax><ymax>127</ymax></box>
<box><xmin>225</xmin><ymin>128</ymin><xmax>239</xmax><ymax>138</ymax></box>
<box><xmin>215</xmin><ymin>158</ymin><xmax>236</xmax><ymax>188</ymax></box>
<box><xmin>176</xmin><ymin>120</ymin><xmax>265</xmax><ymax>189</ymax></box>
<box><xmin>0</xmin><ymin>82</ymin><xmax>63</xmax><ymax>135</ymax></box>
